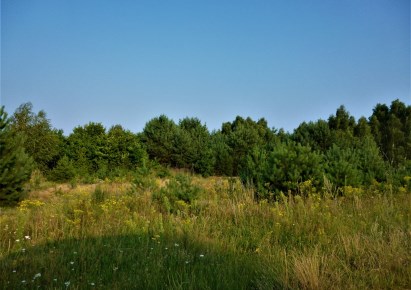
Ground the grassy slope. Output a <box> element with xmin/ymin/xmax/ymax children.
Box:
<box><xmin>0</xmin><ymin>176</ymin><xmax>410</xmax><ymax>289</ymax></box>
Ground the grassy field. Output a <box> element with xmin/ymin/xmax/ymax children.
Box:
<box><xmin>1</xmin><ymin>174</ymin><xmax>410</xmax><ymax>289</ymax></box>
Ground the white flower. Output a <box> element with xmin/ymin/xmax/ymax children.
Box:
<box><xmin>174</xmin><ymin>243</ymin><xmax>179</xmax><ymax>247</ymax></box>
<box><xmin>64</xmin><ymin>281</ymin><xmax>70</xmax><ymax>287</ymax></box>
<box><xmin>15</xmin><ymin>239</ymin><xmax>20</xmax><ymax>242</ymax></box>
<box><xmin>24</xmin><ymin>235</ymin><xmax>31</xmax><ymax>240</ymax></box>
<box><xmin>199</xmin><ymin>254</ymin><xmax>204</xmax><ymax>258</ymax></box>
<box><xmin>12</xmin><ymin>270</ymin><xmax>16</xmax><ymax>273</ymax></box>
<box><xmin>90</xmin><ymin>282</ymin><xmax>95</xmax><ymax>286</ymax></box>
<box><xmin>33</xmin><ymin>273</ymin><xmax>41</xmax><ymax>279</ymax></box>
<box><xmin>21</xmin><ymin>280</ymin><xmax>26</xmax><ymax>283</ymax></box>
<box><xmin>70</xmin><ymin>261</ymin><xmax>74</xmax><ymax>265</ymax></box>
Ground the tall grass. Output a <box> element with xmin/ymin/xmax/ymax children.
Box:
<box><xmin>0</xmin><ymin>177</ymin><xmax>410</xmax><ymax>289</ymax></box>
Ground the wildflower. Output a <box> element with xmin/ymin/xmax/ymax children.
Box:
<box><xmin>165</xmin><ymin>247</ymin><xmax>168</xmax><ymax>250</ymax></box>
<box><xmin>25</xmin><ymin>235</ymin><xmax>31</xmax><ymax>240</ymax></box>
<box><xmin>70</xmin><ymin>261</ymin><xmax>74</xmax><ymax>265</ymax></box>
<box><xmin>113</xmin><ymin>266</ymin><xmax>118</xmax><ymax>271</ymax></box>
<box><xmin>73</xmin><ymin>251</ymin><xmax>77</xmax><ymax>255</ymax></box>
<box><xmin>64</xmin><ymin>281</ymin><xmax>70</xmax><ymax>287</ymax></box>
<box><xmin>22</xmin><ymin>248</ymin><xmax>26</xmax><ymax>252</ymax></box>
<box><xmin>33</xmin><ymin>273</ymin><xmax>41</xmax><ymax>279</ymax></box>
<box><xmin>15</xmin><ymin>239</ymin><xmax>20</xmax><ymax>242</ymax></box>
<box><xmin>12</xmin><ymin>270</ymin><xmax>16</xmax><ymax>273</ymax></box>
<box><xmin>53</xmin><ymin>279</ymin><xmax>57</xmax><ymax>282</ymax></box>
<box><xmin>174</xmin><ymin>243</ymin><xmax>179</xmax><ymax>247</ymax></box>
<box><xmin>185</xmin><ymin>261</ymin><xmax>189</xmax><ymax>264</ymax></box>
<box><xmin>199</xmin><ymin>254</ymin><xmax>204</xmax><ymax>258</ymax></box>
<box><xmin>90</xmin><ymin>282</ymin><xmax>95</xmax><ymax>286</ymax></box>
<box><xmin>21</xmin><ymin>280</ymin><xmax>26</xmax><ymax>283</ymax></box>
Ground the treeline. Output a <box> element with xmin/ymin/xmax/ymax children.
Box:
<box><xmin>1</xmin><ymin>99</ymin><xmax>410</xmax><ymax>204</ymax></box>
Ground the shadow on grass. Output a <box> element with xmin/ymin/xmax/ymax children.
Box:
<box><xmin>1</xmin><ymin>232</ymin><xmax>284</xmax><ymax>290</ymax></box>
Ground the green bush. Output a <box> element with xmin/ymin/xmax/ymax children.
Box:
<box><xmin>49</xmin><ymin>155</ymin><xmax>76</xmax><ymax>182</ymax></box>
<box><xmin>153</xmin><ymin>174</ymin><xmax>201</xmax><ymax>213</ymax></box>
<box><xmin>240</xmin><ymin>142</ymin><xmax>323</xmax><ymax>200</ymax></box>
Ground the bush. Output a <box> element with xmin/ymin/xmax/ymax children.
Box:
<box><xmin>153</xmin><ymin>174</ymin><xmax>201</xmax><ymax>213</ymax></box>
<box><xmin>49</xmin><ymin>156</ymin><xmax>76</xmax><ymax>182</ymax></box>
<box><xmin>240</xmin><ymin>142</ymin><xmax>323</xmax><ymax>200</ymax></box>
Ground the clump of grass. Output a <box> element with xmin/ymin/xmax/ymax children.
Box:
<box><xmin>92</xmin><ymin>184</ymin><xmax>106</xmax><ymax>204</ymax></box>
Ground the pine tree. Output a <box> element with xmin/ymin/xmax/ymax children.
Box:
<box><xmin>0</xmin><ymin>106</ymin><xmax>34</xmax><ymax>206</ymax></box>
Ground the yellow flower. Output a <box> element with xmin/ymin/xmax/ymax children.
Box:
<box><xmin>19</xmin><ymin>199</ymin><xmax>45</xmax><ymax>211</ymax></box>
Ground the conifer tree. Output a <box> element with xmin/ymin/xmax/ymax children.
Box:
<box><xmin>0</xmin><ymin>106</ymin><xmax>33</xmax><ymax>206</ymax></box>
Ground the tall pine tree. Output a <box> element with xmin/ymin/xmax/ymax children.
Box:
<box><xmin>0</xmin><ymin>106</ymin><xmax>33</xmax><ymax>206</ymax></box>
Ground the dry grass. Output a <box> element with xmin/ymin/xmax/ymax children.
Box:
<box><xmin>1</xmin><ymin>176</ymin><xmax>410</xmax><ymax>289</ymax></box>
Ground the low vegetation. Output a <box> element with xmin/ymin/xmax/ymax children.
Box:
<box><xmin>1</xmin><ymin>173</ymin><xmax>410</xmax><ymax>289</ymax></box>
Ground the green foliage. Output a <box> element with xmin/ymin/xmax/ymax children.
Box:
<box><xmin>177</xmin><ymin>117</ymin><xmax>214</xmax><ymax>176</ymax></box>
<box><xmin>141</xmin><ymin>115</ymin><xmax>178</xmax><ymax>165</ymax></box>
<box><xmin>106</xmin><ymin>125</ymin><xmax>147</xmax><ymax>170</ymax></box>
<box><xmin>370</xmin><ymin>99</ymin><xmax>411</xmax><ymax>167</ymax></box>
<box><xmin>9</xmin><ymin>103</ymin><xmax>62</xmax><ymax>174</ymax></box>
<box><xmin>67</xmin><ymin>122</ymin><xmax>108</xmax><ymax>175</ymax></box>
<box><xmin>211</xmin><ymin>132</ymin><xmax>234</xmax><ymax>176</ymax></box>
<box><xmin>141</xmin><ymin>116</ymin><xmax>214</xmax><ymax>176</ymax></box>
<box><xmin>66</xmin><ymin>123</ymin><xmax>147</xmax><ymax>180</ymax></box>
<box><xmin>240</xmin><ymin>142</ymin><xmax>323</xmax><ymax>199</ymax></box>
<box><xmin>324</xmin><ymin>145</ymin><xmax>362</xmax><ymax>187</ymax></box>
<box><xmin>220</xmin><ymin>116</ymin><xmax>277</xmax><ymax>175</ymax></box>
<box><xmin>293</xmin><ymin>120</ymin><xmax>332</xmax><ymax>152</ymax></box>
<box><xmin>153</xmin><ymin>174</ymin><xmax>201</xmax><ymax>213</ymax></box>
<box><xmin>0</xmin><ymin>106</ymin><xmax>34</xmax><ymax>206</ymax></box>
<box><xmin>328</xmin><ymin>105</ymin><xmax>356</xmax><ymax>131</ymax></box>
<box><xmin>49</xmin><ymin>156</ymin><xmax>76</xmax><ymax>182</ymax></box>
<box><xmin>6</xmin><ymin>99</ymin><xmax>411</xmax><ymax>193</ymax></box>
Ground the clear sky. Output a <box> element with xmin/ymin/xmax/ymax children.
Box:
<box><xmin>1</xmin><ymin>0</ymin><xmax>410</xmax><ymax>135</ymax></box>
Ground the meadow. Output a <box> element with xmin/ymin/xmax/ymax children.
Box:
<box><xmin>1</xmin><ymin>172</ymin><xmax>410</xmax><ymax>289</ymax></box>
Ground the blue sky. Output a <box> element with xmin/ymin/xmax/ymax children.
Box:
<box><xmin>1</xmin><ymin>0</ymin><xmax>410</xmax><ymax>134</ymax></box>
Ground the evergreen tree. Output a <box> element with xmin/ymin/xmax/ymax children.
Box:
<box><xmin>141</xmin><ymin>115</ymin><xmax>178</xmax><ymax>166</ymax></box>
<box><xmin>292</xmin><ymin>120</ymin><xmax>332</xmax><ymax>152</ymax></box>
<box><xmin>177</xmin><ymin>117</ymin><xmax>214</xmax><ymax>176</ymax></box>
<box><xmin>211</xmin><ymin>132</ymin><xmax>234</xmax><ymax>176</ymax></box>
<box><xmin>221</xmin><ymin>116</ymin><xmax>276</xmax><ymax>175</ymax></box>
<box><xmin>370</xmin><ymin>100</ymin><xmax>411</xmax><ymax>167</ymax></box>
<box><xmin>240</xmin><ymin>141</ymin><xmax>323</xmax><ymax>199</ymax></box>
<box><xmin>0</xmin><ymin>106</ymin><xmax>34</xmax><ymax>206</ymax></box>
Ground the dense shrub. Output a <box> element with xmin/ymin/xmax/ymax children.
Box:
<box><xmin>240</xmin><ymin>142</ymin><xmax>323</xmax><ymax>200</ymax></box>
<box><xmin>153</xmin><ymin>174</ymin><xmax>201</xmax><ymax>213</ymax></box>
<box><xmin>49</xmin><ymin>156</ymin><xmax>76</xmax><ymax>182</ymax></box>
